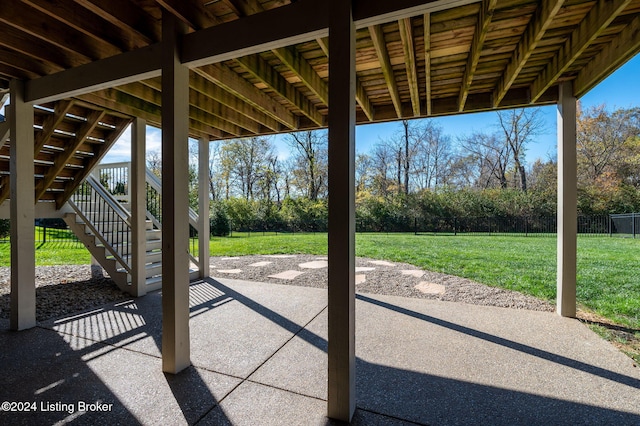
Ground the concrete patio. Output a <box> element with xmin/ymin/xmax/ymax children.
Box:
<box><xmin>1</xmin><ymin>277</ymin><xmax>639</xmax><ymax>425</ymax></box>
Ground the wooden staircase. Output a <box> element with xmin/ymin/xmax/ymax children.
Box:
<box><xmin>1</xmin><ymin>99</ymin><xmax>201</xmax><ymax>296</ymax></box>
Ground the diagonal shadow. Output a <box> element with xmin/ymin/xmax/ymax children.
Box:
<box><xmin>13</xmin><ymin>279</ymin><xmax>239</xmax><ymax>425</ymax></box>
<box><xmin>357</xmin><ymin>293</ymin><xmax>640</xmax><ymax>390</ymax></box>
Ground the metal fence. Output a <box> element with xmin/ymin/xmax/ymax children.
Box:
<box><xmin>226</xmin><ymin>214</ymin><xmax>624</xmax><ymax>237</ymax></box>
<box><xmin>0</xmin><ymin>219</ymin><xmax>83</xmax><ymax>247</ymax></box>
<box><xmin>610</xmin><ymin>213</ymin><xmax>639</xmax><ymax>238</ymax></box>
<box><xmin>412</xmin><ymin>215</ymin><xmax>611</xmax><ymax>236</ymax></box>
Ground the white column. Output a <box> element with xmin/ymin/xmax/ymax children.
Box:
<box><xmin>198</xmin><ymin>137</ymin><xmax>210</xmax><ymax>278</ymax></box>
<box><xmin>131</xmin><ymin>118</ymin><xmax>147</xmax><ymax>296</ymax></box>
<box><xmin>161</xmin><ymin>11</ymin><xmax>191</xmax><ymax>374</ymax></box>
<box><xmin>327</xmin><ymin>0</ymin><xmax>356</xmax><ymax>421</ymax></box>
<box><xmin>557</xmin><ymin>81</ymin><xmax>577</xmax><ymax>317</ymax></box>
<box><xmin>9</xmin><ymin>79</ymin><xmax>36</xmax><ymax>330</ymax></box>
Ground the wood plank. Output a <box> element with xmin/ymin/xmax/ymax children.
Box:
<box><xmin>493</xmin><ymin>0</ymin><xmax>564</xmax><ymax>107</ymax></box>
<box><xmin>155</xmin><ymin>0</ymin><xmax>222</xmax><ymax>30</ymax></box>
<box><xmin>186</xmin><ymin>73</ymin><xmax>281</xmax><ymax>131</ymax></box>
<box><xmin>458</xmin><ymin>0</ymin><xmax>498</xmax><ymax>111</ymax></box>
<box><xmin>0</xmin><ymin>22</ymin><xmax>81</xmax><ymax>69</ymax></box>
<box><xmin>369</xmin><ymin>25</ymin><xmax>403</xmax><ymax>118</ymax></box>
<box><xmin>1</xmin><ymin>2</ymin><xmax>120</xmax><ymax>60</ymax></box>
<box><xmin>272</xmin><ymin>46</ymin><xmax>329</xmax><ymax>105</ymax></box>
<box><xmin>34</xmin><ymin>100</ymin><xmax>74</xmax><ymax>154</ymax></box>
<box><xmin>424</xmin><ymin>13</ymin><xmax>432</xmax><ymax>115</ymax></box>
<box><xmin>234</xmin><ymin>54</ymin><xmax>324</xmax><ymax>125</ymax></box>
<box><xmin>196</xmin><ymin>63</ymin><xmax>299</xmax><ymax>130</ymax></box>
<box><xmin>182</xmin><ymin>0</ymin><xmax>329</xmax><ymax>67</ymax></box>
<box><xmin>574</xmin><ymin>13</ymin><xmax>640</xmax><ymax>98</ymax></box>
<box><xmin>399</xmin><ymin>17</ymin><xmax>421</xmax><ymax>116</ymax></box>
<box><xmin>21</xmin><ymin>0</ymin><xmax>145</xmax><ymax>51</ymax></box>
<box><xmin>26</xmin><ymin>43</ymin><xmax>163</xmax><ymax>103</ymax></box>
<box><xmin>35</xmin><ymin>109</ymin><xmax>105</xmax><ymax>201</ymax></box>
<box><xmin>316</xmin><ymin>37</ymin><xmax>374</xmax><ymax>121</ymax></box>
<box><xmin>530</xmin><ymin>0</ymin><xmax>633</xmax><ymax>102</ymax></box>
<box><xmin>72</xmin><ymin>0</ymin><xmax>160</xmax><ymax>43</ymax></box>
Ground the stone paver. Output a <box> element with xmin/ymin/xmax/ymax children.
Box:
<box><xmin>401</xmin><ymin>269</ymin><xmax>425</xmax><ymax>278</ymax></box>
<box><xmin>415</xmin><ymin>281</ymin><xmax>446</xmax><ymax>294</ymax></box>
<box><xmin>368</xmin><ymin>260</ymin><xmax>396</xmax><ymax>267</ymax></box>
<box><xmin>249</xmin><ymin>261</ymin><xmax>273</xmax><ymax>267</ymax></box>
<box><xmin>264</xmin><ymin>254</ymin><xmax>298</xmax><ymax>258</ymax></box>
<box><xmin>299</xmin><ymin>260</ymin><xmax>328</xmax><ymax>269</ymax></box>
<box><xmin>355</xmin><ymin>274</ymin><xmax>366</xmax><ymax>285</ymax></box>
<box><xmin>355</xmin><ymin>267</ymin><xmax>375</xmax><ymax>272</ymax></box>
<box><xmin>217</xmin><ymin>269</ymin><xmax>243</xmax><ymax>274</ymax></box>
<box><xmin>268</xmin><ymin>270</ymin><xmax>305</xmax><ymax>280</ymax></box>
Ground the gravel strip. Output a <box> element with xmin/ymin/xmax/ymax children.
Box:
<box><xmin>0</xmin><ymin>266</ymin><xmax>130</xmax><ymax>322</ymax></box>
<box><xmin>0</xmin><ymin>255</ymin><xmax>553</xmax><ymax>322</ymax></box>
<box><xmin>211</xmin><ymin>255</ymin><xmax>554</xmax><ymax>312</ymax></box>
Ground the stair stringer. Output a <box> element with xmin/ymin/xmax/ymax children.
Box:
<box><xmin>63</xmin><ymin>212</ymin><xmax>131</xmax><ymax>292</ymax></box>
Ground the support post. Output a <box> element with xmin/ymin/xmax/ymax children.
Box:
<box><xmin>131</xmin><ymin>118</ymin><xmax>147</xmax><ymax>296</ymax></box>
<box><xmin>9</xmin><ymin>79</ymin><xmax>36</xmax><ymax>330</ymax></box>
<box><xmin>327</xmin><ymin>0</ymin><xmax>356</xmax><ymax>421</ymax></box>
<box><xmin>198</xmin><ymin>137</ymin><xmax>210</xmax><ymax>278</ymax></box>
<box><xmin>161</xmin><ymin>11</ymin><xmax>191</xmax><ymax>374</ymax></box>
<box><xmin>557</xmin><ymin>81</ymin><xmax>577</xmax><ymax>317</ymax></box>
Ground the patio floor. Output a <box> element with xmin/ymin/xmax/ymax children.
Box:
<box><xmin>1</xmin><ymin>277</ymin><xmax>639</xmax><ymax>425</ymax></box>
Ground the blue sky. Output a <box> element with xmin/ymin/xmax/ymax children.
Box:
<box><xmin>352</xmin><ymin>54</ymin><xmax>640</xmax><ymax>164</ymax></box>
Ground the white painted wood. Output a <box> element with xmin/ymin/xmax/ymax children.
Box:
<box><xmin>198</xmin><ymin>137</ymin><xmax>210</xmax><ymax>278</ymax></box>
<box><xmin>0</xmin><ymin>200</ymin><xmax>72</xmax><ymax>219</ymax></box>
<box><xmin>161</xmin><ymin>11</ymin><xmax>192</xmax><ymax>374</ymax></box>
<box><xmin>557</xmin><ymin>81</ymin><xmax>577</xmax><ymax>317</ymax></box>
<box><xmin>9</xmin><ymin>79</ymin><xmax>36</xmax><ymax>330</ymax></box>
<box><xmin>131</xmin><ymin>118</ymin><xmax>147</xmax><ymax>296</ymax></box>
<box><xmin>327</xmin><ymin>0</ymin><xmax>356</xmax><ymax>421</ymax></box>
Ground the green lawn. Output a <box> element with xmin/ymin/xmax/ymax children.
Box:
<box><xmin>1</xmin><ymin>232</ymin><xmax>638</xmax><ymax>329</ymax></box>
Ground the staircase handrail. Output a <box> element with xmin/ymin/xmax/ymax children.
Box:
<box><xmin>68</xmin><ymin>174</ymin><xmax>132</xmax><ymax>274</ymax></box>
<box><xmin>145</xmin><ymin>168</ymin><xmax>199</xmax><ymax>228</ymax></box>
<box><xmin>145</xmin><ymin>168</ymin><xmax>200</xmax><ymax>266</ymax></box>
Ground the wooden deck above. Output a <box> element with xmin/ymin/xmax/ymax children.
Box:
<box><xmin>0</xmin><ymin>0</ymin><xmax>639</xmax><ymax>142</ymax></box>
<box><xmin>0</xmin><ymin>101</ymin><xmax>131</xmax><ymax>207</ymax></box>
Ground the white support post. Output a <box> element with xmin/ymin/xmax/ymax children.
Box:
<box><xmin>9</xmin><ymin>79</ymin><xmax>36</xmax><ymax>330</ymax></box>
<box><xmin>557</xmin><ymin>81</ymin><xmax>577</xmax><ymax>317</ymax></box>
<box><xmin>198</xmin><ymin>137</ymin><xmax>210</xmax><ymax>278</ymax></box>
<box><xmin>327</xmin><ymin>0</ymin><xmax>356</xmax><ymax>421</ymax></box>
<box><xmin>131</xmin><ymin>118</ymin><xmax>147</xmax><ymax>296</ymax></box>
<box><xmin>161</xmin><ymin>11</ymin><xmax>191</xmax><ymax>374</ymax></box>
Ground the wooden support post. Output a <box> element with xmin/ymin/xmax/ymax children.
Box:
<box><xmin>198</xmin><ymin>137</ymin><xmax>210</xmax><ymax>278</ymax></box>
<box><xmin>131</xmin><ymin>118</ymin><xmax>147</xmax><ymax>296</ymax></box>
<box><xmin>327</xmin><ymin>0</ymin><xmax>356</xmax><ymax>421</ymax></box>
<box><xmin>161</xmin><ymin>11</ymin><xmax>191</xmax><ymax>374</ymax></box>
<box><xmin>557</xmin><ymin>81</ymin><xmax>577</xmax><ymax>317</ymax></box>
<box><xmin>9</xmin><ymin>79</ymin><xmax>36</xmax><ymax>330</ymax></box>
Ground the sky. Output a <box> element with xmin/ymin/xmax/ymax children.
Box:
<box><xmin>3</xmin><ymin>54</ymin><xmax>638</xmax><ymax>165</ymax></box>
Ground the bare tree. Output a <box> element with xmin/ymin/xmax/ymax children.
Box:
<box><xmin>285</xmin><ymin>130</ymin><xmax>328</xmax><ymax>200</ymax></box>
<box><xmin>459</xmin><ymin>132</ymin><xmax>511</xmax><ymax>189</ymax></box>
<box><xmin>496</xmin><ymin>108</ymin><xmax>543</xmax><ymax>191</ymax></box>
